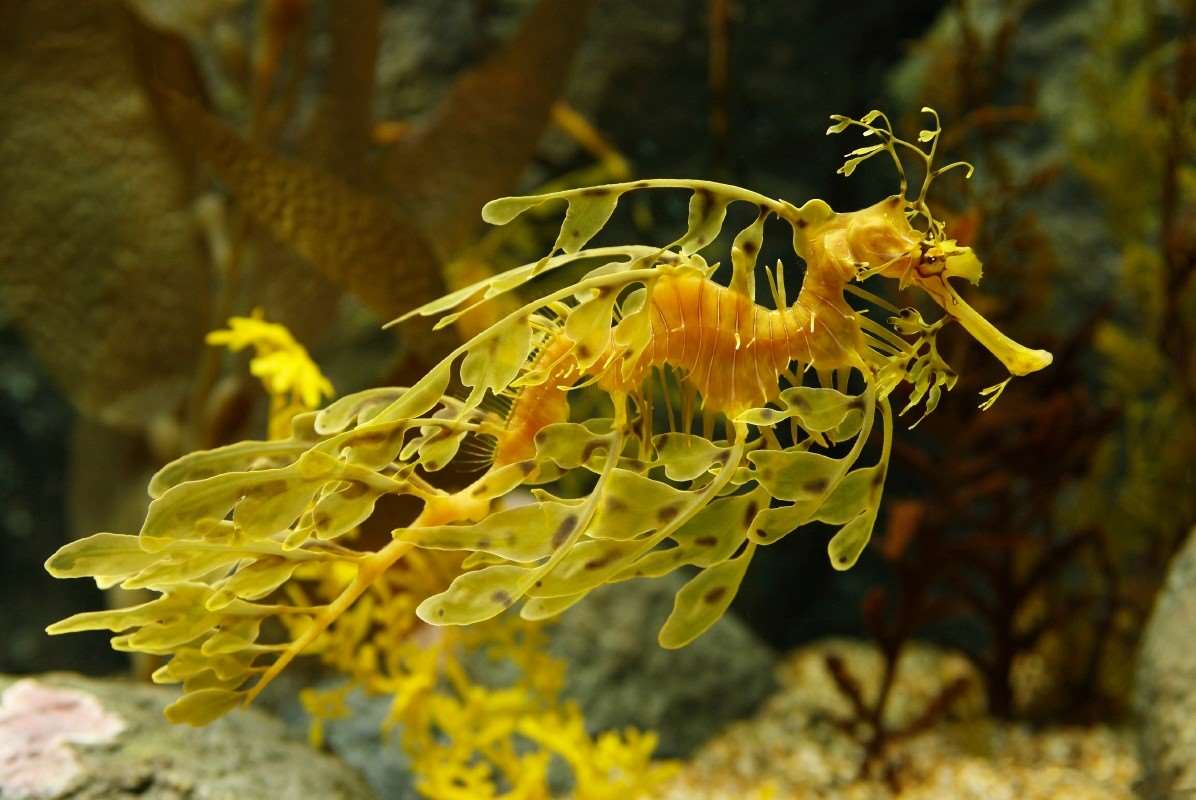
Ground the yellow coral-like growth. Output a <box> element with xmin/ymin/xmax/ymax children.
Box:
<box><xmin>207</xmin><ymin>309</ymin><xmax>334</xmax><ymax>437</ymax></box>
<box><xmin>300</xmin><ymin>614</ymin><xmax>678</xmax><ymax>800</ymax></box>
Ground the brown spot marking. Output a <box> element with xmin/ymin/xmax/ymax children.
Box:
<box><xmin>341</xmin><ymin>481</ymin><xmax>369</xmax><ymax>499</ymax></box>
<box><xmin>254</xmin><ymin>480</ymin><xmax>289</xmax><ymax>498</ymax></box>
<box><xmin>437</xmin><ymin>608</ymin><xmax>445</xmax><ymax>618</ymax></box>
<box><xmin>804</xmin><ymin>478</ymin><xmax>830</xmax><ymax>494</ymax></box>
<box><xmin>577</xmin><ymin>343</ymin><xmax>592</xmax><ymax>360</ymax></box>
<box><xmin>552</xmin><ymin>516</ymin><xmax>578</xmax><ymax>549</ymax></box>
<box><xmin>350</xmin><ymin>430</ymin><xmax>388</xmax><ymax>448</ymax></box>
<box><xmin>312</xmin><ymin>511</ymin><xmax>333</xmax><ymax>530</ymax></box>
<box><xmin>470</xmin><ymin>482</ymin><xmax>489</xmax><ymax>497</ymax></box>
<box><xmin>847</xmin><ymin>397</ymin><xmax>866</xmax><ymax>411</ymax></box>
<box><xmin>581</xmin><ymin>441</ymin><xmax>605</xmax><ymax>463</ymax></box>
<box><xmin>584</xmin><ymin>555</ymin><xmax>613</xmax><ymax>571</ymax></box>
<box><xmin>492</xmin><ymin>590</ymin><xmax>513</xmax><ymax>607</ymax></box>
<box><xmin>634</xmin><ymin>180</ymin><xmax>651</xmax><ymax>188</ymax></box>
<box><xmin>741</xmin><ymin>240</ymin><xmax>758</xmax><ymax>256</ymax></box>
<box><xmin>796</xmin><ymin>218</ymin><xmax>809</xmax><ymax>229</ymax></box>
<box><xmin>715</xmin><ymin>450</ymin><xmax>731</xmax><ymax>465</ymax></box>
<box><xmin>519</xmin><ymin>460</ymin><xmax>536</xmax><ymax>475</ymax></box>
<box><xmin>694</xmin><ymin>536</ymin><xmax>718</xmax><ymax>547</ymax></box>
<box><xmin>743</xmin><ymin>502</ymin><xmax>759</xmax><ymax>527</ymax></box>
<box><xmin>582</xmin><ymin>187</ymin><xmax>611</xmax><ymax>197</ymax></box>
<box><xmin>704</xmin><ymin>586</ymin><xmax>728</xmax><ymax>604</ymax></box>
<box><xmin>871</xmin><ymin>469</ymin><xmax>886</xmax><ymax>487</ymax></box>
<box><xmin>606</xmin><ymin>496</ymin><xmax>629</xmax><ymax>514</ymax></box>
<box><xmin>657</xmin><ymin>504</ymin><xmax>681</xmax><ymax>524</ymax></box>
<box><xmin>478</xmin><ymin>537</ymin><xmax>492</xmax><ymax>549</ymax></box>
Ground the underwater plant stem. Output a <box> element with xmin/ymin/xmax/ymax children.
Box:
<box><xmin>245</xmin><ymin>535</ymin><xmax>415</xmax><ymax>704</ymax></box>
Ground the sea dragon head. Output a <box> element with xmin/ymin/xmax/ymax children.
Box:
<box><xmin>822</xmin><ymin>108</ymin><xmax>1053</xmax><ymax>378</ymax></box>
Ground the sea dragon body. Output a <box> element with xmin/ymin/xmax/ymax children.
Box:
<box><xmin>44</xmin><ymin>110</ymin><xmax>1053</xmax><ymax>725</ymax></box>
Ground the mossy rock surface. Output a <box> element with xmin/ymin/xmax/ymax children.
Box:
<box><xmin>549</xmin><ymin>573</ymin><xmax>778</xmax><ymax>757</ymax></box>
<box><xmin>0</xmin><ymin>673</ymin><xmax>375</xmax><ymax>800</ymax></box>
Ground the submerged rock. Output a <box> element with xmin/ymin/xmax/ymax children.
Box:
<box><xmin>550</xmin><ymin>573</ymin><xmax>778</xmax><ymax>758</ymax></box>
<box><xmin>1134</xmin><ymin>526</ymin><xmax>1196</xmax><ymax>799</ymax></box>
<box><xmin>663</xmin><ymin>639</ymin><xmax>1138</xmax><ymax>799</ymax></box>
<box><xmin>0</xmin><ymin>673</ymin><xmax>375</xmax><ymax>800</ymax></box>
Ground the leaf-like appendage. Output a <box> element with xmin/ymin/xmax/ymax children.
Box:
<box><xmin>47</xmin><ymin>584</ymin><xmax>212</xmax><ymax>636</ymax></box>
<box><xmin>309</xmin><ymin>480</ymin><xmax>388</xmax><ymax>541</ymax></box>
<box><xmin>391</xmin><ymin>248</ymin><xmax>653</xmax><ymax>330</ymax></box>
<box><xmin>315</xmin><ymin>388</ymin><xmax>407</xmax><ymax>435</ymax></box>
<box><xmin>553</xmin><ymin>190</ymin><xmax>622</xmax><ymax>255</ymax></box>
<box><xmin>141</xmin><ymin>447</ymin><xmax>391</xmax><ymax>550</ymax></box>
<box><xmin>658</xmin><ymin>543</ymin><xmax>755</xmax><ymax>649</ymax></box>
<box><xmin>737</xmin><ymin>387</ymin><xmax>858</xmax><ymax>434</ymax></box>
<box><xmin>748</xmin><ymin>502</ymin><xmax>814</xmax><ymax>546</ymax></box>
<box><xmin>827</xmin><ymin>507</ymin><xmax>880</xmax><ymax>571</ymax></box>
<box><xmin>164</xmin><ymin>688</ymin><xmax>243</xmax><ymax>726</ymax></box>
<box><xmin>813</xmin><ymin>465</ymin><xmax>883</xmax><ymax>526</ymax></box>
<box><xmin>673</xmin><ymin>488</ymin><xmax>764</xmax><ymax>568</ymax></box>
<box><xmin>676</xmin><ymin>189</ymin><xmax>731</xmax><ymax>254</ymax></box>
<box><xmin>375</xmin><ymin>361</ymin><xmax>453</xmax><ymax>424</ymax></box>
<box><xmin>460</xmin><ymin>317</ymin><xmax>534</xmax><ymax>405</ymax></box>
<box><xmin>207</xmin><ymin>558</ymin><xmax>299</xmax><ymax>609</ymax></box>
<box><xmin>653</xmin><ymin>433</ymin><xmax>730</xmax><ymax>482</ymax></box>
<box><xmin>332</xmin><ymin>421</ymin><xmax>410</xmax><ymax>471</ymax></box>
<box><xmin>120</xmin><ymin>551</ymin><xmax>243</xmax><ymax>592</ymax></box>
<box><xmin>531</xmin><ymin>538</ymin><xmax>643</xmax><ymax>598</ymax></box>
<box><xmin>520</xmin><ymin>592</ymin><xmax>587</xmax><ymax>621</ymax></box>
<box><xmin>729</xmin><ymin>210</ymin><xmax>768</xmax><ymax>299</ymax></box>
<box><xmin>589</xmin><ymin>470</ymin><xmax>687</xmax><ymax>540</ymax></box>
<box><xmin>148</xmin><ymin>439</ymin><xmax>310</xmax><ymax>499</ymax></box>
<box><xmin>416</xmin><ymin>564</ymin><xmax>536</xmax><ymax>626</ymax></box>
<box><xmin>534</xmin><ymin>422</ymin><xmax>614</xmax><ymax>471</ymax></box>
<box><xmin>565</xmin><ymin>288</ymin><xmax>620</xmax><ymax>370</ymax></box>
<box><xmin>45</xmin><ymin>533</ymin><xmax>158</xmax><ymax>581</ymax></box>
<box><xmin>401</xmin><ymin>501</ymin><xmax>582</xmax><ymax>564</ymax></box>
<box><xmin>748</xmin><ymin>449</ymin><xmax>843</xmax><ymax>503</ymax></box>
<box><xmin>626</xmin><ymin>488</ymin><xmax>761</xmax><ymax>579</ymax></box>
<box><xmin>612</xmin><ymin>301</ymin><xmax>654</xmax><ymax>380</ymax></box>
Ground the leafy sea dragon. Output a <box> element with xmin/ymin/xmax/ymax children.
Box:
<box><xmin>45</xmin><ymin>109</ymin><xmax>1052</xmax><ymax>724</ymax></box>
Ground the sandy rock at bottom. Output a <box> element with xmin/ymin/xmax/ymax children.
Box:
<box><xmin>662</xmin><ymin>638</ymin><xmax>1139</xmax><ymax>800</ymax></box>
<box><xmin>0</xmin><ymin>673</ymin><xmax>375</xmax><ymax>800</ymax></box>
